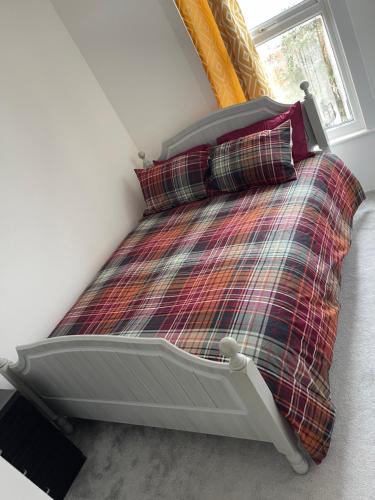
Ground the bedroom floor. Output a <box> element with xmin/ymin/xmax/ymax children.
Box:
<box><xmin>66</xmin><ymin>192</ymin><xmax>375</xmax><ymax>500</ymax></box>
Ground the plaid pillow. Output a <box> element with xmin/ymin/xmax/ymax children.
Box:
<box><xmin>210</xmin><ymin>120</ymin><xmax>296</xmax><ymax>193</ymax></box>
<box><xmin>135</xmin><ymin>151</ymin><xmax>209</xmax><ymax>215</ymax></box>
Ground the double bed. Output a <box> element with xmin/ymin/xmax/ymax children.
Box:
<box><xmin>0</xmin><ymin>82</ymin><xmax>364</xmax><ymax>473</ymax></box>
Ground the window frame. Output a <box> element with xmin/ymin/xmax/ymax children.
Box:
<box><xmin>247</xmin><ymin>0</ymin><xmax>365</xmax><ymax>141</ymax></box>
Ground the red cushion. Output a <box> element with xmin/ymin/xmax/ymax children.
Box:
<box><xmin>217</xmin><ymin>102</ymin><xmax>312</xmax><ymax>163</ymax></box>
<box><xmin>153</xmin><ymin>144</ymin><xmax>211</xmax><ymax>165</ymax></box>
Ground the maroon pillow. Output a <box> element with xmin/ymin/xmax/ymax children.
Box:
<box><xmin>153</xmin><ymin>144</ymin><xmax>212</xmax><ymax>166</ymax></box>
<box><xmin>217</xmin><ymin>102</ymin><xmax>312</xmax><ymax>163</ymax></box>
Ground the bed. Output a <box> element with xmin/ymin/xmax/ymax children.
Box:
<box><xmin>0</xmin><ymin>82</ymin><xmax>364</xmax><ymax>474</ymax></box>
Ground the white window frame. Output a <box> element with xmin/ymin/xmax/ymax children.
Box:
<box><xmin>249</xmin><ymin>0</ymin><xmax>365</xmax><ymax>141</ymax></box>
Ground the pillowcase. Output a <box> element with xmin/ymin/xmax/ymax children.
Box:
<box><xmin>217</xmin><ymin>102</ymin><xmax>311</xmax><ymax>163</ymax></box>
<box><xmin>135</xmin><ymin>150</ymin><xmax>209</xmax><ymax>215</ymax></box>
<box><xmin>209</xmin><ymin>120</ymin><xmax>296</xmax><ymax>193</ymax></box>
<box><xmin>153</xmin><ymin>144</ymin><xmax>211</xmax><ymax>166</ymax></box>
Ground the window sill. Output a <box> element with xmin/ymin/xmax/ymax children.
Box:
<box><xmin>329</xmin><ymin>128</ymin><xmax>374</xmax><ymax>147</ymax></box>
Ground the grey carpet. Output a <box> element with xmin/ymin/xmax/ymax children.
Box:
<box><xmin>66</xmin><ymin>192</ymin><xmax>375</xmax><ymax>500</ymax></box>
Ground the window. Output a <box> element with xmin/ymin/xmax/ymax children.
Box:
<box><xmin>238</xmin><ymin>0</ymin><xmax>365</xmax><ymax>140</ymax></box>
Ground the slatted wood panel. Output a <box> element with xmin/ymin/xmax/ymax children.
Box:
<box><xmin>24</xmin><ymin>350</ymin><xmax>240</xmax><ymax>408</ymax></box>
<box><xmin>12</xmin><ymin>336</ymin><xmax>270</xmax><ymax>441</ymax></box>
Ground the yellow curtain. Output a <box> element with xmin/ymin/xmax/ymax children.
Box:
<box><xmin>175</xmin><ymin>0</ymin><xmax>272</xmax><ymax>108</ymax></box>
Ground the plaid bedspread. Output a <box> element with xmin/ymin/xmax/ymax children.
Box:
<box><xmin>51</xmin><ymin>153</ymin><xmax>364</xmax><ymax>463</ymax></box>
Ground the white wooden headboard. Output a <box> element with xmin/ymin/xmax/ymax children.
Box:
<box><xmin>138</xmin><ymin>81</ymin><xmax>329</xmax><ymax>166</ymax></box>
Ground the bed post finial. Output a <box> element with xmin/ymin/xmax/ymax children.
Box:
<box><xmin>220</xmin><ymin>337</ymin><xmax>248</xmax><ymax>371</ymax></box>
<box><xmin>138</xmin><ymin>151</ymin><xmax>152</xmax><ymax>169</ymax></box>
<box><xmin>300</xmin><ymin>80</ymin><xmax>312</xmax><ymax>99</ymax></box>
<box><xmin>299</xmin><ymin>80</ymin><xmax>330</xmax><ymax>152</ymax></box>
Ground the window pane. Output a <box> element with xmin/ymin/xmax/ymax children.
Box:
<box><xmin>238</xmin><ymin>0</ymin><xmax>306</xmax><ymax>30</ymax></box>
<box><xmin>257</xmin><ymin>16</ymin><xmax>353</xmax><ymax>129</ymax></box>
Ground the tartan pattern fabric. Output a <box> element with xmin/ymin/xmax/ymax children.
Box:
<box><xmin>210</xmin><ymin>120</ymin><xmax>296</xmax><ymax>192</ymax></box>
<box><xmin>135</xmin><ymin>150</ymin><xmax>209</xmax><ymax>215</ymax></box>
<box><xmin>51</xmin><ymin>154</ymin><xmax>364</xmax><ymax>463</ymax></box>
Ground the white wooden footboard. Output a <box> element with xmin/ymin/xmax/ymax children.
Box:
<box><xmin>0</xmin><ymin>336</ymin><xmax>308</xmax><ymax>473</ymax></box>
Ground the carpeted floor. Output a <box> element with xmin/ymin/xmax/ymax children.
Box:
<box><xmin>66</xmin><ymin>192</ymin><xmax>375</xmax><ymax>500</ymax></box>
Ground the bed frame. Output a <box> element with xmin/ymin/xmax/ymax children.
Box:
<box><xmin>0</xmin><ymin>82</ymin><xmax>329</xmax><ymax>474</ymax></box>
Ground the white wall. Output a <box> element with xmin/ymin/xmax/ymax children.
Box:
<box><xmin>333</xmin><ymin>131</ymin><xmax>375</xmax><ymax>191</ymax></box>
<box><xmin>345</xmin><ymin>0</ymin><xmax>375</xmax><ymax>102</ymax></box>
<box><xmin>51</xmin><ymin>0</ymin><xmax>217</xmax><ymax>159</ymax></box>
<box><xmin>329</xmin><ymin>0</ymin><xmax>375</xmax><ymax>191</ymax></box>
<box><xmin>0</xmin><ymin>0</ymin><xmax>144</xmax><ymax>388</ymax></box>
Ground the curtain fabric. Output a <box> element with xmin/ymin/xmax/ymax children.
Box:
<box><xmin>175</xmin><ymin>0</ymin><xmax>272</xmax><ymax>108</ymax></box>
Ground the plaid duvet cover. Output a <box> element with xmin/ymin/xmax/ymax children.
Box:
<box><xmin>51</xmin><ymin>153</ymin><xmax>364</xmax><ymax>463</ymax></box>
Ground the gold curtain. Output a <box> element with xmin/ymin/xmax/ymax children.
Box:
<box><xmin>175</xmin><ymin>0</ymin><xmax>272</xmax><ymax>108</ymax></box>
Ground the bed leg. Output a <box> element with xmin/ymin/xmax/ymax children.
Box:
<box><xmin>55</xmin><ymin>415</ymin><xmax>74</xmax><ymax>435</ymax></box>
<box><xmin>0</xmin><ymin>356</ymin><xmax>74</xmax><ymax>435</ymax></box>
<box><xmin>220</xmin><ymin>338</ymin><xmax>310</xmax><ymax>475</ymax></box>
<box><xmin>284</xmin><ymin>451</ymin><xmax>309</xmax><ymax>475</ymax></box>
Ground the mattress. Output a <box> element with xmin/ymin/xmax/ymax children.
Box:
<box><xmin>50</xmin><ymin>153</ymin><xmax>365</xmax><ymax>463</ymax></box>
